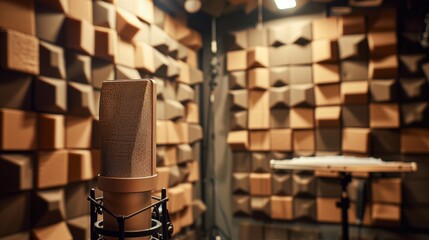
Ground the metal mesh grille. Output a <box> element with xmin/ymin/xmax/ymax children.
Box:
<box><xmin>99</xmin><ymin>79</ymin><xmax>156</xmax><ymax>178</ymax></box>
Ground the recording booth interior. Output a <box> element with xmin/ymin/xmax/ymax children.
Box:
<box><xmin>1</xmin><ymin>0</ymin><xmax>429</xmax><ymax>239</ymax></box>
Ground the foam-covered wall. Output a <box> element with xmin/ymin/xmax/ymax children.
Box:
<box><xmin>225</xmin><ymin>5</ymin><xmax>429</xmax><ymax>239</ymax></box>
<box><xmin>0</xmin><ymin>0</ymin><xmax>204</xmax><ymax>239</ymax></box>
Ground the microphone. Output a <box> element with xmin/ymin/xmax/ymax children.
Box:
<box><xmin>98</xmin><ymin>79</ymin><xmax>157</xmax><ymax>240</ymax></box>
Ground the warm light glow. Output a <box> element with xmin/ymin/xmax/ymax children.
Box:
<box><xmin>275</xmin><ymin>0</ymin><xmax>297</xmax><ymax>9</ymax></box>
<box><xmin>184</xmin><ymin>0</ymin><xmax>202</xmax><ymax>13</ymax></box>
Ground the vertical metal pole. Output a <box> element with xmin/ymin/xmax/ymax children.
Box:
<box><xmin>90</xmin><ymin>188</ymin><xmax>97</xmax><ymax>240</ymax></box>
<box><xmin>118</xmin><ymin>216</ymin><xmax>125</xmax><ymax>240</ymax></box>
<box><xmin>337</xmin><ymin>173</ymin><xmax>351</xmax><ymax>240</ymax></box>
<box><xmin>161</xmin><ymin>188</ymin><xmax>169</xmax><ymax>240</ymax></box>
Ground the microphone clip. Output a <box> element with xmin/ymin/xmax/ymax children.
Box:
<box><xmin>87</xmin><ymin>188</ymin><xmax>173</xmax><ymax>240</ymax></box>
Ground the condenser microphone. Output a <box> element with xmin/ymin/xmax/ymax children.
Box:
<box><xmin>98</xmin><ymin>79</ymin><xmax>157</xmax><ymax>240</ymax></box>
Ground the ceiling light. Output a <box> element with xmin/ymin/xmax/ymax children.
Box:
<box><xmin>274</xmin><ymin>0</ymin><xmax>297</xmax><ymax>9</ymax></box>
<box><xmin>184</xmin><ymin>0</ymin><xmax>202</xmax><ymax>13</ymax></box>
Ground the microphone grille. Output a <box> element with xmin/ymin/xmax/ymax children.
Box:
<box><xmin>99</xmin><ymin>79</ymin><xmax>156</xmax><ymax>178</ymax></box>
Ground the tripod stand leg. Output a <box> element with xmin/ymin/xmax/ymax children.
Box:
<box><xmin>90</xmin><ymin>188</ymin><xmax>97</xmax><ymax>240</ymax></box>
<box><xmin>336</xmin><ymin>173</ymin><xmax>351</xmax><ymax>240</ymax></box>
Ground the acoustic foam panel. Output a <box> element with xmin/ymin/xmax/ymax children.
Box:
<box><xmin>0</xmin><ymin>154</ymin><xmax>33</xmax><ymax>193</ymax></box>
<box><xmin>0</xmin><ymin>109</ymin><xmax>37</xmax><ymax>150</ymax></box>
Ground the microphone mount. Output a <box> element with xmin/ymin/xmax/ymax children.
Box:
<box><xmin>88</xmin><ymin>188</ymin><xmax>173</xmax><ymax>240</ymax></box>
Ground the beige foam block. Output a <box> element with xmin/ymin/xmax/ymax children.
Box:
<box><xmin>168</xmin><ymin>185</ymin><xmax>186</xmax><ymax>214</ymax></box>
<box><xmin>368</xmin><ymin>32</ymin><xmax>397</xmax><ymax>57</ymax></box>
<box><xmin>369</xmin><ymin>54</ymin><xmax>398</xmax><ymax>79</ymax></box>
<box><xmin>287</xmin><ymin>21</ymin><xmax>312</xmax><ymax>44</ymax></box>
<box><xmin>164</xmin><ymin>99</ymin><xmax>185</xmax><ymax>120</ymax></box>
<box><xmin>229</xmin><ymin>111</ymin><xmax>247</xmax><ymax>130</ymax></box>
<box><xmin>0</xmin><ymin>192</ymin><xmax>30</xmax><ymax>236</ymax></box>
<box><xmin>338</xmin><ymin>34</ymin><xmax>368</xmax><ymax>60</ymax></box>
<box><xmin>65</xmin><ymin>17</ymin><xmax>94</xmax><ymax>55</ymax></box>
<box><xmin>401</xmin><ymin>128</ymin><xmax>429</xmax><ymax>154</ymax></box>
<box><xmin>150</xmin><ymin>24</ymin><xmax>169</xmax><ymax>54</ymax></box>
<box><xmin>32</xmin><ymin>222</ymin><xmax>72</xmax><ymax>240</ymax></box>
<box><xmin>248</xmin><ymin>68</ymin><xmax>270</xmax><ymax>90</ymax></box>
<box><xmin>369</xmin><ymin>103</ymin><xmax>399</xmax><ymax>128</ymax></box>
<box><xmin>68</xmin><ymin>0</ymin><xmax>92</xmax><ymax>23</ymax></box>
<box><xmin>37</xmin><ymin>150</ymin><xmax>68</xmax><ymax>189</ymax></box>
<box><xmin>65</xmin><ymin>115</ymin><xmax>92</xmax><ymax>149</ymax></box>
<box><xmin>135</xmin><ymin>0</ymin><xmax>154</xmax><ymax>24</ymax></box>
<box><xmin>312</xmin><ymin>39</ymin><xmax>338</xmax><ymax>62</ymax></box>
<box><xmin>66</xmin><ymin>52</ymin><xmax>91</xmax><ymax>84</ymax></box>
<box><xmin>228</xmin><ymin>71</ymin><xmax>247</xmax><ymax>90</ymax></box>
<box><xmin>312</xmin><ymin>17</ymin><xmax>339</xmax><ymax>40</ymax></box>
<box><xmin>269</xmin><ymin>86</ymin><xmax>289</xmax><ymax>108</ymax></box>
<box><xmin>227</xmin><ymin>50</ymin><xmax>247</xmax><ymax>71</ymax></box>
<box><xmin>229</xmin><ymin>89</ymin><xmax>248</xmax><ymax>110</ymax></box>
<box><xmin>0</xmin><ymin>108</ymin><xmax>36</xmax><ymax>150</ymax></box>
<box><xmin>36</xmin><ymin>7</ymin><xmax>66</xmax><ymax>43</ymax></box>
<box><xmin>156</xmin><ymin>166</ymin><xmax>169</xmax><ymax>191</ymax></box>
<box><xmin>68</xmin><ymin>150</ymin><xmax>93</xmax><ymax>182</ymax></box>
<box><xmin>341</xmin><ymin>81</ymin><xmax>368</xmax><ymax>104</ymax></box>
<box><xmin>0</xmin><ymin>28</ymin><xmax>39</xmax><ymax>75</ymax></box>
<box><xmin>116</xmin><ymin>37</ymin><xmax>135</xmax><ymax>68</ymax></box>
<box><xmin>250</xmin><ymin>173</ymin><xmax>272</xmax><ymax>196</ymax></box>
<box><xmin>175</xmin><ymin>122</ymin><xmax>202</xmax><ymax>144</ymax></box>
<box><xmin>249</xmin><ymin>130</ymin><xmax>270</xmax><ymax>151</ymax></box>
<box><xmin>313</xmin><ymin>63</ymin><xmax>340</xmax><ymax>84</ymax></box>
<box><xmin>177</xmin><ymin>60</ymin><xmax>203</xmax><ymax>85</ymax></box>
<box><xmin>342</xmin><ymin>128</ymin><xmax>371</xmax><ymax>154</ymax></box>
<box><xmin>371</xmin><ymin>203</ymin><xmax>400</xmax><ymax>225</ymax></box>
<box><xmin>290</xmin><ymin>84</ymin><xmax>314</xmax><ymax>107</ymax></box>
<box><xmin>38</xmin><ymin>114</ymin><xmax>65</xmax><ymax>149</ymax></box>
<box><xmin>35</xmin><ymin>76</ymin><xmax>67</xmax><ymax>113</ymax></box>
<box><xmin>67</xmin><ymin>215</ymin><xmax>90</xmax><ymax>240</ymax></box>
<box><xmin>315</xmin><ymin>106</ymin><xmax>341</xmax><ymax>127</ymax></box>
<box><xmin>338</xmin><ymin>15</ymin><xmax>366</xmax><ymax>35</ymax></box>
<box><xmin>269</xmin><ymin>129</ymin><xmax>292</xmax><ymax>151</ymax></box>
<box><xmin>371</xmin><ymin>178</ymin><xmax>401</xmax><ymax>204</ymax></box>
<box><xmin>176</xmin><ymin>83</ymin><xmax>195</xmax><ymax>103</ymax></box>
<box><xmin>248</xmin><ymin>90</ymin><xmax>269</xmax><ymax>129</ymax></box>
<box><xmin>0</xmin><ymin>154</ymin><xmax>33</xmax><ymax>193</ymax></box>
<box><xmin>93</xmin><ymin>1</ymin><xmax>115</xmax><ymax>29</ymax></box>
<box><xmin>247</xmin><ymin>46</ymin><xmax>269</xmax><ymax>68</ymax></box>
<box><xmin>39</xmin><ymin>41</ymin><xmax>65</xmax><ymax>79</ymax></box>
<box><xmin>250</xmin><ymin>196</ymin><xmax>271</xmax><ymax>217</ymax></box>
<box><xmin>187</xmin><ymin>160</ymin><xmax>200</xmax><ymax>182</ymax></box>
<box><xmin>293</xmin><ymin>130</ymin><xmax>315</xmax><ymax>153</ymax></box>
<box><xmin>316</xmin><ymin>198</ymin><xmax>340</xmax><ymax>223</ymax></box>
<box><xmin>0</xmin><ymin>0</ymin><xmax>35</xmax><ymax>35</ymax></box>
<box><xmin>368</xmin><ymin>9</ymin><xmax>396</xmax><ymax>32</ymax></box>
<box><xmin>92</xmin><ymin>59</ymin><xmax>114</xmax><ymax>89</ymax></box>
<box><xmin>167</xmin><ymin>56</ymin><xmax>180</xmax><ymax>78</ymax></box>
<box><xmin>116</xmin><ymin>7</ymin><xmax>142</xmax><ymax>40</ymax></box>
<box><xmin>157</xmin><ymin>146</ymin><xmax>177</xmax><ymax>166</ymax></box>
<box><xmin>0</xmin><ymin>70</ymin><xmax>32</xmax><ymax>110</ymax></box>
<box><xmin>94</xmin><ymin>26</ymin><xmax>117</xmax><ymax>61</ymax></box>
<box><xmin>186</xmin><ymin>102</ymin><xmax>199</xmax><ymax>124</ymax></box>
<box><xmin>270</xmin><ymin>196</ymin><xmax>293</xmax><ymax>220</ymax></box>
<box><xmin>227</xmin><ymin>131</ymin><xmax>249</xmax><ymax>151</ymax></box>
<box><xmin>314</xmin><ymin>84</ymin><xmax>340</xmax><ymax>106</ymax></box>
<box><xmin>290</xmin><ymin>108</ymin><xmax>314</xmax><ymax>129</ymax></box>
<box><xmin>32</xmin><ymin>188</ymin><xmax>66</xmax><ymax>227</ymax></box>
<box><xmin>232</xmin><ymin>195</ymin><xmax>251</xmax><ymax>216</ymax></box>
<box><xmin>67</xmin><ymin>82</ymin><xmax>95</xmax><ymax>116</ymax></box>
<box><xmin>115</xmin><ymin>65</ymin><xmax>141</xmax><ymax>79</ymax></box>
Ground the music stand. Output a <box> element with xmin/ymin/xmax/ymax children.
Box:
<box><xmin>270</xmin><ymin>156</ymin><xmax>417</xmax><ymax>240</ymax></box>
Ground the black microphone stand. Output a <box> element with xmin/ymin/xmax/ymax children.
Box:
<box><xmin>88</xmin><ymin>188</ymin><xmax>173</xmax><ymax>240</ymax></box>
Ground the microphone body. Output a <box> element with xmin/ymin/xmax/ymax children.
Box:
<box><xmin>99</xmin><ymin>79</ymin><xmax>157</xmax><ymax>240</ymax></box>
